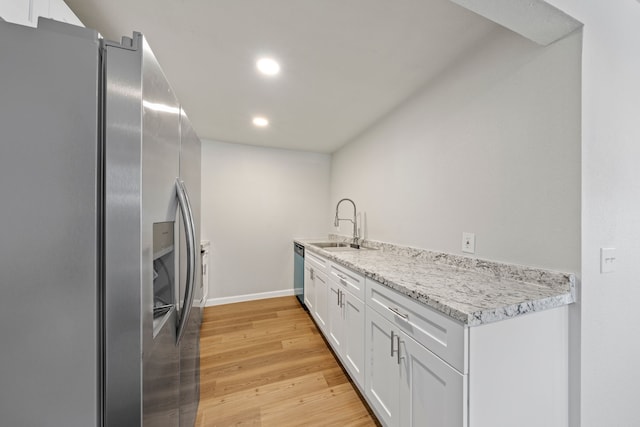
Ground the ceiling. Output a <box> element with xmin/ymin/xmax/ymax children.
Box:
<box><xmin>65</xmin><ymin>0</ymin><xmax>500</xmax><ymax>153</ymax></box>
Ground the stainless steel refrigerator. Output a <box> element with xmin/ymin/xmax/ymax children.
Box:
<box><xmin>0</xmin><ymin>18</ymin><xmax>202</xmax><ymax>426</ymax></box>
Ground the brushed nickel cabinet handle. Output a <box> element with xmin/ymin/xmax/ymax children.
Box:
<box><xmin>390</xmin><ymin>330</ymin><xmax>396</xmax><ymax>357</ymax></box>
<box><xmin>388</xmin><ymin>306</ymin><xmax>408</xmax><ymax>320</ymax></box>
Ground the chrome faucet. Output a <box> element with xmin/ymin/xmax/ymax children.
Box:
<box><xmin>334</xmin><ymin>198</ymin><xmax>359</xmax><ymax>248</ymax></box>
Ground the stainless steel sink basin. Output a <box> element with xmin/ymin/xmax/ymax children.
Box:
<box><xmin>309</xmin><ymin>241</ymin><xmax>352</xmax><ymax>248</ymax></box>
<box><xmin>323</xmin><ymin>246</ymin><xmax>364</xmax><ymax>252</ymax></box>
<box><xmin>309</xmin><ymin>242</ymin><xmax>376</xmax><ymax>252</ymax></box>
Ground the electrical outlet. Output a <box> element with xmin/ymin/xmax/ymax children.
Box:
<box><xmin>462</xmin><ymin>232</ymin><xmax>475</xmax><ymax>254</ymax></box>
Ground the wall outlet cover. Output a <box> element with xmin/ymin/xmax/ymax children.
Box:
<box><xmin>462</xmin><ymin>232</ymin><xmax>475</xmax><ymax>254</ymax></box>
<box><xmin>600</xmin><ymin>247</ymin><xmax>616</xmax><ymax>273</ymax></box>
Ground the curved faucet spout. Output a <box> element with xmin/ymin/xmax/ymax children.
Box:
<box><xmin>334</xmin><ymin>198</ymin><xmax>359</xmax><ymax>246</ymax></box>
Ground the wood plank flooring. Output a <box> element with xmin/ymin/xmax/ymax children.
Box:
<box><xmin>195</xmin><ymin>296</ymin><xmax>380</xmax><ymax>426</ymax></box>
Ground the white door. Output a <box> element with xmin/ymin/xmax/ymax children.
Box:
<box><xmin>365</xmin><ymin>307</ymin><xmax>400</xmax><ymax>427</ymax></box>
<box><xmin>399</xmin><ymin>332</ymin><xmax>466</xmax><ymax>427</ymax></box>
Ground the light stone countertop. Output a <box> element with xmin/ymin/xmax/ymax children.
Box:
<box><xmin>295</xmin><ymin>237</ymin><xmax>575</xmax><ymax>327</ymax></box>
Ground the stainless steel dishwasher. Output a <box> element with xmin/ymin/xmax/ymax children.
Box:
<box><xmin>294</xmin><ymin>242</ymin><xmax>306</xmax><ymax>309</ymax></box>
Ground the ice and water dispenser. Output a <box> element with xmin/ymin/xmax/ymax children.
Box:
<box><xmin>152</xmin><ymin>222</ymin><xmax>175</xmax><ymax>325</ymax></box>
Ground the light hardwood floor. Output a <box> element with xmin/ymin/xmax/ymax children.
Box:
<box><xmin>195</xmin><ymin>296</ymin><xmax>380</xmax><ymax>426</ymax></box>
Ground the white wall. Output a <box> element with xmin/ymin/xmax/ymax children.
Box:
<box><xmin>201</xmin><ymin>139</ymin><xmax>330</xmax><ymax>303</ymax></box>
<box><xmin>331</xmin><ymin>26</ymin><xmax>581</xmax><ymax>273</ymax></box>
<box><xmin>540</xmin><ymin>1</ymin><xmax>640</xmax><ymax>425</ymax></box>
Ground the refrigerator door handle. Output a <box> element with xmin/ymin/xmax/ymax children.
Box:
<box><xmin>175</xmin><ymin>178</ymin><xmax>197</xmax><ymax>345</ymax></box>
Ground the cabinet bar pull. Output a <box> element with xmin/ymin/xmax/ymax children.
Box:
<box><xmin>310</xmin><ymin>268</ymin><xmax>314</xmax><ymax>280</ymax></box>
<box><xmin>396</xmin><ymin>335</ymin><xmax>401</xmax><ymax>365</ymax></box>
<box><xmin>337</xmin><ymin>273</ymin><xmax>348</xmax><ymax>286</ymax></box>
<box><xmin>390</xmin><ymin>331</ymin><xmax>395</xmax><ymax>357</ymax></box>
<box><xmin>388</xmin><ymin>306</ymin><xmax>408</xmax><ymax>320</ymax></box>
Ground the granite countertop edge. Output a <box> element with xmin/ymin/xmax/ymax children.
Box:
<box><xmin>295</xmin><ymin>237</ymin><xmax>576</xmax><ymax>327</ymax></box>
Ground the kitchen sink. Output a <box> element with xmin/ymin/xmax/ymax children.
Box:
<box><xmin>309</xmin><ymin>241</ymin><xmax>352</xmax><ymax>248</ymax></box>
<box><xmin>308</xmin><ymin>242</ymin><xmax>376</xmax><ymax>252</ymax></box>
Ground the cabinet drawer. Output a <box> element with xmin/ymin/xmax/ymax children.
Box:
<box><xmin>366</xmin><ymin>278</ymin><xmax>467</xmax><ymax>373</ymax></box>
<box><xmin>329</xmin><ymin>261</ymin><xmax>365</xmax><ymax>301</ymax></box>
<box><xmin>305</xmin><ymin>250</ymin><xmax>328</xmax><ymax>274</ymax></box>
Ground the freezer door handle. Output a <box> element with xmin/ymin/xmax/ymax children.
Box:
<box><xmin>175</xmin><ymin>178</ymin><xmax>197</xmax><ymax>345</ymax></box>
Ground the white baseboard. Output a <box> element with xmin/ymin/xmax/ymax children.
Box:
<box><xmin>205</xmin><ymin>289</ymin><xmax>296</xmax><ymax>307</ymax></box>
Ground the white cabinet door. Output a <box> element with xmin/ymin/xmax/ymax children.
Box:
<box><xmin>328</xmin><ymin>275</ymin><xmax>365</xmax><ymax>391</ymax></box>
<box><xmin>343</xmin><ymin>291</ymin><xmax>365</xmax><ymax>388</ymax></box>
<box><xmin>303</xmin><ymin>262</ymin><xmax>315</xmax><ymax>313</ymax></box>
<box><xmin>306</xmin><ymin>261</ymin><xmax>328</xmax><ymax>334</ymax></box>
<box><xmin>327</xmin><ymin>282</ymin><xmax>344</xmax><ymax>353</ymax></box>
<box><xmin>399</xmin><ymin>332</ymin><xmax>466</xmax><ymax>427</ymax></box>
<box><xmin>313</xmin><ymin>270</ymin><xmax>328</xmax><ymax>333</ymax></box>
<box><xmin>365</xmin><ymin>307</ymin><xmax>401</xmax><ymax>427</ymax></box>
<box><xmin>366</xmin><ymin>305</ymin><xmax>465</xmax><ymax>427</ymax></box>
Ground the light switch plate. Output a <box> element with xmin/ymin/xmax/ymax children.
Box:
<box><xmin>462</xmin><ymin>232</ymin><xmax>475</xmax><ymax>254</ymax></box>
<box><xmin>600</xmin><ymin>248</ymin><xmax>616</xmax><ymax>273</ymax></box>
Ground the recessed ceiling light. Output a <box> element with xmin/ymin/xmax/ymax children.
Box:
<box><xmin>256</xmin><ymin>57</ymin><xmax>280</xmax><ymax>76</ymax></box>
<box><xmin>253</xmin><ymin>116</ymin><xmax>269</xmax><ymax>127</ymax></box>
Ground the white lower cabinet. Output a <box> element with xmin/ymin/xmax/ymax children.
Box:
<box><xmin>365</xmin><ymin>278</ymin><xmax>569</xmax><ymax>427</ymax></box>
<box><xmin>342</xmin><ymin>290</ymin><xmax>365</xmax><ymax>386</ymax></box>
<box><xmin>305</xmin><ymin>251</ymin><xmax>366</xmax><ymax>390</ymax></box>
<box><xmin>305</xmin><ymin>252</ymin><xmax>329</xmax><ymax>334</ymax></box>
<box><xmin>303</xmin><ymin>262</ymin><xmax>315</xmax><ymax>314</ymax></box>
<box><xmin>305</xmin><ymin>259</ymin><xmax>328</xmax><ymax>333</ymax></box>
<box><xmin>366</xmin><ymin>306</ymin><xmax>401</xmax><ymax>426</ymax></box>
<box><xmin>327</xmin><ymin>279</ymin><xmax>365</xmax><ymax>388</ymax></box>
<box><xmin>365</xmin><ymin>306</ymin><xmax>465</xmax><ymax>427</ymax></box>
<box><xmin>399</xmin><ymin>324</ymin><xmax>465</xmax><ymax>427</ymax></box>
<box><xmin>313</xmin><ymin>269</ymin><xmax>328</xmax><ymax>333</ymax></box>
<box><xmin>328</xmin><ymin>281</ymin><xmax>344</xmax><ymax>350</ymax></box>
<box><xmin>303</xmin><ymin>249</ymin><xmax>569</xmax><ymax>427</ymax></box>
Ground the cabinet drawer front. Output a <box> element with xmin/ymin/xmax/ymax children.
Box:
<box><xmin>366</xmin><ymin>279</ymin><xmax>466</xmax><ymax>373</ymax></box>
<box><xmin>329</xmin><ymin>261</ymin><xmax>365</xmax><ymax>301</ymax></box>
<box><xmin>305</xmin><ymin>250</ymin><xmax>328</xmax><ymax>274</ymax></box>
